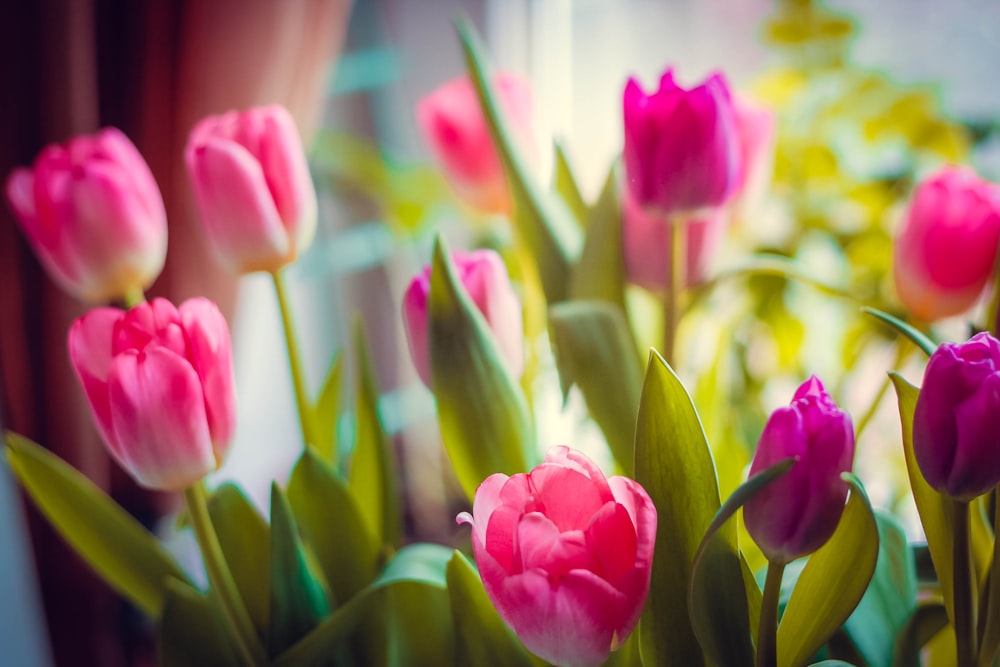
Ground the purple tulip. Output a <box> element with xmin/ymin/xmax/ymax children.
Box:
<box><xmin>913</xmin><ymin>332</ymin><xmax>1000</xmax><ymax>501</ymax></box>
<box><xmin>744</xmin><ymin>376</ymin><xmax>855</xmax><ymax>563</ymax></box>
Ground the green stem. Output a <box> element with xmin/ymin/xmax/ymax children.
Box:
<box><xmin>954</xmin><ymin>500</ymin><xmax>978</xmax><ymax>667</ymax></box>
<box><xmin>758</xmin><ymin>559</ymin><xmax>786</xmax><ymax>667</ymax></box>
<box><xmin>184</xmin><ymin>482</ymin><xmax>266</xmax><ymax>666</ymax></box>
<box><xmin>122</xmin><ymin>286</ymin><xmax>145</xmax><ymax>309</ymax></box>
<box><xmin>979</xmin><ymin>492</ymin><xmax>1000</xmax><ymax>667</ymax></box>
<box><xmin>662</xmin><ymin>219</ymin><xmax>685</xmax><ymax>367</ymax></box>
<box><xmin>272</xmin><ymin>270</ymin><xmax>314</xmax><ymax>452</ymax></box>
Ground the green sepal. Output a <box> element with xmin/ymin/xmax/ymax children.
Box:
<box><xmin>349</xmin><ymin>319</ymin><xmax>403</xmax><ymax>551</ymax></box>
<box><xmin>455</xmin><ymin>16</ymin><xmax>582</xmax><ymax>304</ymax></box>
<box><xmin>633</xmin><ymin>350</ymin><xmax>720</xmax><ymax>667</ymax></box>
<box><xmin>548</xmin><ymin>301</ymin><xmax>642</xmax><ymax>473</ymax></box>
<box><xmin>4</xmin><ymin>432</ymin><xmax>189</xmax><ymax>617</ymax></box>
<box><xmin>311</xmin><ymin>352</ymin><xmax>344</xmax><ymax>466</ymax></box>
<box><xmin>689</xmin><ymin>458</ymin><xmax>795</xmax><ymax>667</ymax></box>
<box><xmin>552</xmin><ymin>142</ymin><xmax>588</xmax><ymax>227</ymax></box>
<box><xmin>158</xmin><ymin>579</ymin><xmax>240</xmax><ymax>667</ymax></box>
<box><xmin>429</xmin><ymin>235</ymin><xmax>533</xmax><ymax>499</ymax></box>
<box><xmin>268</xmin><ymin>483</ymin><xmax>331</xmax><ymax>658</ymax></box>
<box><xmin>776</xmin><ymin>475</ymin><xmax>879</xmax><ymax>667</ymax></box>
<box><xmin>862</xmin><ymin>307</ymin><xmax>937</xmax><ymax>357</ymax></box>
<box><xmin>569</xmin><ymin>165</ymin><xmax>628</xmax><ymax>314</ymax></box>
<box><xmin>208</xmin><ymin>483</ymin><xmax>270</xmax><ymax>634</ymax></box>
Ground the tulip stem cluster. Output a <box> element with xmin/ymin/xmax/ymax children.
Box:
<box><xmin>184</xmin><ymin>482</ymin><xmax>266</xmax><ymax>666</ymax></box>
<box><xmin>953</xmin><ymin>500</ymin><xmax>978</xmax><ymax>667</ymax></box>
<box><xmin>272</xmin><ymin>270</ymin><xmax>314</xmax><ymax>452</ymax></box>
<box><xmin>757</xmin><ymin>559</ymin><xmax>785</xmax><ymax>667</ymax></box>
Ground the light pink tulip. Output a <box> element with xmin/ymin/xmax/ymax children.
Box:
<box><xmin>5</xmin><ymin>128</ymin><xmax>167</xmax><ymax>303</ymax></box>
<box><xmin>893</xmin><ymin>167</ymin><xmax>1000</xmax><ymax>321</ymax></box>
<box><xmin>402</xmin><ymin>248</ymin><xmax>523</xmax><ymax>388</ymax></box>
<box><xmin>416</xmin><ymin>73</ymin><xmax>533</xmax><ymax>214</ymax></box>
<box><xmin>457</xmin><ymin>447</ymin><xmax>656</xmax><ymax>667</ymax></box>
<box><xmin>185</xmin><ymin>105</ymin><xmax>317</xmax><ymax>274</ymax></box>
<box><xmin>732</xmin><ymin>97</ymin><xmax>776</xmax><ymax>215</ymax></box>
<box><xmin>68</xmin><ymin>298</ymin><xmax>236</xmax><ymax>491</ymax></box>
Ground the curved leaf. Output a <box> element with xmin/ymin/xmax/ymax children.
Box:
<box><xmin>552</xmin><ymin>142</ymin><xmax>587</xmax><ymax>227</ymax></box>
<box><xmin>863</xmin><ymin>308</ymin><xmax>937</xmax><ymax>357</ymax></box>
<box><xmin>209</xmin><ymin>483</ymin><xmax>270</xmax><ymax>634</ymax></box>
<box><xmin>311</xmin><ymin>352</ymin><xmax>344</xmax><ymax>466</ymax></box>
<box><xmin>158</xmin><ymin>579</ymin><xmax>240</xmax><ymax>667</ymax></box>
<box><xmin>569</xmin><ymin>165</ymin><xmax>628</xmax><ymax>313</ymax></box>
<box><xmin>4</xmin><ymin>432</ymin><xmax>188</xmax><ymax>617</ymax></box>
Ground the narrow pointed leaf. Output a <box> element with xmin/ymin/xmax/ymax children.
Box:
<box><xmin>863</xmin><ymin>307</ymin><xmax>937</xmax><ymax>357</ymax></box>
<box><xmin>4</xmin><ymin>432</ymin><xmax>188</xmax><ymax>617</ymax></box>
<box><xmin>456</xmin><ymin>17</ymin><xmax>582</xmax><ymax>304</ymax></box>
<box><xmin>634</xmin><ymin>350</ymin><xmax>720</xmax><ymax>667</ymax></box>
<box><xmin>552</xmin><ymin>142</ymin><xmax>588</xmax><ymax>227</ymax></box>
<box><xmin>569</xmin><ymin>165</ymin><xmax>628</xmax><ymax>313</ymax></box>
<box><xmin>549</xmin><ymin>301</ymin><xmax>642</xmax><ymax>473</ymax></box>
<box><xmin>158</xmin><ymin>579</ymin><xmax>240</xmax><ymax>667</ymax></box>
<box><xmin>385</xmin><ymin>582</ymin><xmax>454</xmax><ymax>666</ymax></box>
<box><xmin>776</xmin><ymin>476</ymin><xmax>879</xmax><ymax>667</ymax></box>
<box><xmin>429</xmin><ymin>236</ymin><xmax>533</xmax><ymax>499</ymax></box>
<box><xmin>311</xmin><ymin>352</ymin><xmax>344</xmax><ymax>465</ymax></box>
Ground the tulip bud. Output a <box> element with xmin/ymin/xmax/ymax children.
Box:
<box><xmin>416</xmin><ymin>73</ymin><xmax>534</xmax><ymax>214</ymax></box>
<box><xmin>402</xmin><ymin>248</ymin><xmax>523</xmax><ymax>388</ymax></box>
<box><xmin>457</xmin><ymin>446</ymin><xmax>656</xmax><ymax>667</ymax></box>
<box><xmin>744</xmin><ymin>376</ymin><xmax>855</xmax><ymax>563</ymax></box>
<box><xmin>185</xmin><ymin>105</ymin><xmax>317</xmax><ymax>274</ymax></box>
<box><xmin>68</xmin><ymin>298</ymin><xmax>236</xmax><ymax>491</ymax></box>
<box><xmin>913</xmin><ymin>332</ymin><xmax>1000</xmax><ymax>501</ymax></box>
<box><xmin>622</xmin><ymin>69</ymin><xmax>742</xmax><ymax>216</ymax></box>
<box><xmin>893</xmin><ymin>167</ymin><xmax>1000</xmax><ymax>321</ymax></box>
<box><xmin>5</xmin><ymin>128</ymin><xmax>167</xmax><ymax>303</ymax></box>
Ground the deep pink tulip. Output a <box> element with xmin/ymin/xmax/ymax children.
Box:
<box><xmin>457</xmin><ymin>447</ymin><xmax>656</xmax><ymax>667</ymax></box>
<box><xmin>185</xmin><ymin>105</ymin><xmax>317</xmax><ymax>274</ymax></box>
<box><xmin>68</xmin><ymin>298</ymin><xmax>236</xmax><ymax>491</ymax></box>
<box><xmin>622</xmin><ymin>69</ymin><xmax>742</xmax><ymax>216</ymax></box>
<box><xmin>913</xmin><ymin>332</ymin><xmax>1000</xmax><ymax>501</ymax></box>
<box><xmin>402</xmin><ymin>248</ymin><xmax>523</xmax><ymax>388</ymax></box>
<box><xmin>5</xmin><ymin>128</ymin><xmax>167</xmax><ymax>303</ymax></box>
<box><xmin>744</xmin><ymin>376</ymin><xmax>855</xmax><ymax>563</ymax></box>
<box><xmin>893</xmin><ymin>167</ymin><xmax>1000</xmax><ymax>321</ymax></box>
<box><xmin>416</xmin><ymin>73</ymin><xmax>533</xmax><ymax>214</ymax></box>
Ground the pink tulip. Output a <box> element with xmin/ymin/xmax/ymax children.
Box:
<box><xmin>68</xmin><ymin>298</ymin><xmax>236</xmax><ymax>491</ymax></box>
<box><xmin>402</xmin><ymin>248</ymin><xmax>523</xmax><ymax>388</ymax></box>
<box><xmin>416</xmin><ymin>73</ymin><xmax>533</xmax><ymax>214</ymax></box>
<box><xmin>5</xmin><ymin>128</ymin><xmax>167</xmax><ymax>303</ymax></box>
<box><xmin>744</xmin><ymin>376</ymin><xmax>855</xmax><ymax>563</ymax></box>
<box><xmin>623</xmin><ymin>69</ymin><xmax>742</xmax><ymax>216</ymax></box>
<box><xmin>893</xmin><ymin>167</ymin><xmax>1000</xmax><ymax>321</ymax></box>
<box><xmin>458</xmin><ymin>447</ymin><xmax>656</xmax><ymax>667</ymax></box>
<box><xmin>185</xmin><ymin>105</ymin><xmax>317</xmax><ymax>274</ymax></box>
<box><xmin>732</xmin><ymin>97</ymin><xmax>776</xmax><ymax>215</ymax></box>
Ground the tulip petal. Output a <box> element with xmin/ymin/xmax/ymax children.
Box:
<box><xmin>68</xmin><ymin>307</ymin><xmax>126</xmax><ymax>457</ymax></box>
<box><xmin>528</xmin><ymin>463</ymin><xmax>609</xmax><ymax>532</ymax></box>
<box><xmin>180</xmin><ymin>298</ymin><xmax>237</xmax><ymax>452</ymax></box>
<box><xmin>949</xmin><ymin>371</ymin><xmax>1000</xmax><ymax>499</ymax></box>
<box><xmin>258</xmin><ymin>106</ymin><xmax>317</xmax><ymax>249</ymax></box>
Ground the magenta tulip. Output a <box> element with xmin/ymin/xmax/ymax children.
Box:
<box><xmin>68</xmin><ymin>298</ymin><xmax>236</xmax><ymax>491</ymax></box>
<box><xmin>5</xmin><ymin>128</ymin><xmax>167</xmax><ymax>303</ymax></box>
<box><xmin>744</xmin><ymin>376</ymin><xmax>855</xmax><ymax>563</ymax></box>
<box><xmin>913</xmin><ymin>332</ymin><xmax>1000</xmax><ymax>500</ymax></box>
<box><xmin>416</xmin><ymin>73</ymin><xmax>533</xmax><ymax>214</ymax></box>
<box><xmin>893</xmin><ymin>167</ymin><xmax>1000</xmax><ymax>321</ymax></box>
<box><xmin>457</xmin><ymin>447</ymin><xmax>656</xmax><ymax>667</ymax></box>
<box><xmin>402</xmin><ymin>248</ymin><xmax>523</xmax><ymax>387</ymax></box>
<box><xmin>185</xmin><ymin>105</ymin><xmax>317</xmax><ymax>274</ymax></box>
<box><xmin>622</xmin><ymin>69</ymin><xmax>742</xmax><ymax>216</ymax></box>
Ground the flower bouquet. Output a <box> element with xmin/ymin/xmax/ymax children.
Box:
<box><xmin>6</xmin><ymin>5</ymin><xmax>1000</xmax><ymax>667</ymax></box>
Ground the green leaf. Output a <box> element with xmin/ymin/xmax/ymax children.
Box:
<box><xmin>384</xmin><ymin>581</ymin><xmax>454</xmax><ymax>666</ymax></box>
<box><xmin>429</xmin><ymin>236</ymin><xmax>533</xmax><ymax>499</ymax></box>
<box><xmin>4</xmin><ymin>432</ymin><xmax>189</xmax><ymax>617</ymax></box>
<box><xmin>456</xmin><ymin>16</ymin><xmax>582</xmax><ymax>304</ymax></box>
<box><xmin>842</xmin><ymin>511</ymin><xmax>917</xmax><ymax>667</ymax></box>
<box><xmin>447</xmin><ymin>551</ymin><xmax>536</xmax><ymax>667</ymax></box>
<box><xmin>891</xmin><ymin>600</ymin><xmax>949</xmax><ymax>667</ymax></box>
<box><xmin>548</xmin><ymin>301</ymin><xmax>642</xmax><ymax>473</ymax></box>
<box><xmin>287</xmin><ymin>450</ymin><xmax>379</xmax><ymax>604</ymax></box>
<box><xmin>569</xmin><ymin>165</ymin><xmax>628</xmax><ymax>313</ymax></box>
<box><xmin>776</xmin><ymin>476</ymin><xmax>880</xmax><ymax>667</ymax></box>
<box><xmin>552</xmin><ymin>142</ymin><xmax>588</xmax><ymax>227</ymax></box>
<box><xmin>268</xmin><ymin>483</ymin><xmax>331</xmax><ymax>658</ymax></box>
<box><xmin>273</xmin><ymin>544</ymin><xmax>452</xmax><ymax>667</ymax></box>
<box><xmin>980</xmin><ymin>501</ymin><xmax>1000</xmax><ymax>666</ymax></box>
<box><xmin>158</xmin><ymin>579</ymin><xmax>240</xmax><ymax>667</ymax></box>
<box><xmin>349</xmin><ymin>319</ymin><xmax>403</xmax><ymax>551</ymax></box>
<box><xmin>862</xmin><ymin>307</ymin><xmax>937</xmax><ymax>357</ymax></box>
<box><xmin>311</xmin><ymin>352</ymin><xmax>344</xmax><ymax>466</ymax></box>
<box><xmin>690</xmin><ymin>459</ymin><xmax>795</xmax><ymax>667</ymax></box>
<box><xmin>633</xmin><ymin>350</ymin><xmax>721</xmax><ymax>667</ymax></box>
<box><xmin>208</xmin><ymin>483</ymin><xmax>270</xmax><ymax>634</ymax></box>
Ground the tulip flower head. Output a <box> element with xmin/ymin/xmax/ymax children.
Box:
<box><xmin>402</xmin><ymin>248</ymin><xmax>523</xmax><ymax>388</ymax></box>
<box><xmin>731</xmin><ymin>97</ymin><xmax>776</xmax><ymax>216</ymax></box>
<box><xmin>622</xmin><ymin>69</ymin><xmax>742</xmax><ymax>216</ymax></box>
<box><xmin>68</xmin><ymin>298</ymin><xmax>236</xmax><ymax>491</ymax></box>
<box><xmin>913</xmin><ymin>332</ymin><xmax>1000</xmax><ymax>501</ymax></box>
<box><xmin>893</xmin><ymin>167</ymin><xmax>1000</xmax><ymax>321</ymax></box>
<box><xmin>185</xmin><ymin>105</ymin><xmax>317</xmax><ymax>274</ymax></box>
<box><xmin>5</xmin><ymin>128</ymin><xmax>167</xmax><ymax>303</ymax></box>
<box><xmin>744</xmin><ymin>376</ymin><xmax>855</xmax><ymax>563</ymax></box>
<box><xmin>416</xmin><ymin>73</ymin><xmax>534</xmax><ymax>214</ymax></box>
<box><xmin>458</xmin><ymin>447</ymin><xmax>656</xmax><ymax>667</ymax></box>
